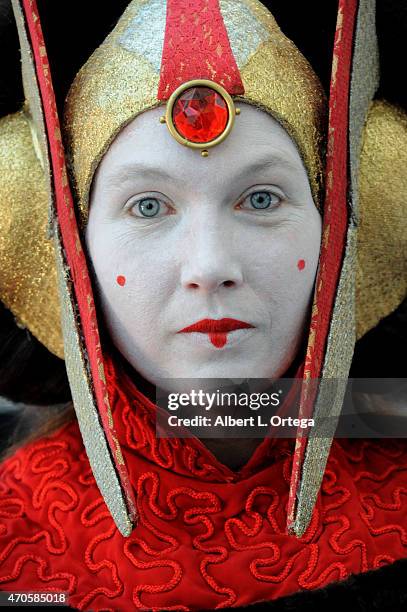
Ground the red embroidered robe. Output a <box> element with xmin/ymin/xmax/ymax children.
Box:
<box><xmin>0</xmin><ymin>358</ymin><xmax>406</xmax><ymax>611</ymax></box>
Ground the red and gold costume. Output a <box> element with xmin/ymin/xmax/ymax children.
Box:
<box><xmin>0</xmin><ymin>0</ymin><xmax>406</xmax><ymax>609</ymax></box>
<box><xmin>1</xmin><ymin>355</ymin><xmax>407</xmax><ymax>609</ymax></box>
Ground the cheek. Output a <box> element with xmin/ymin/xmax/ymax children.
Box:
<box><xmin>246</xmin><ymin>221</ymin><xmax>320</xmax><ymax>323</ymax></box>
<box><xmin>89</xmin><ymin>223</ymin><xmax>171</xmax><ymax>293</ymax></box>
<box><xmin>98</xmin><ymin>239</ymin><xmax>177</xmax><ymax>325</ymax></box>
<box><xmin>250</xmin><ymin>227</ymin><xmax>318</xmax><ymax>281</ymax></box>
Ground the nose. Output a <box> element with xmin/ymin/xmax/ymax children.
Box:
<box><xmin>180</xmin><ymin>221</ymin><xmax>244</xmax><ymax>293</ymax></box>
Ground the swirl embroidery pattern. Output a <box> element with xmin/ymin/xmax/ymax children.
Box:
<box><xmin>1</xmin><ymin>393</ymin><xmax>407</xmax><ymax>611</ymax></box>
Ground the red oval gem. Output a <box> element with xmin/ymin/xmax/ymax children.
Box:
<box><xmin>172</xmin><ymin>86</ymin><xmax>229</xmax><ymax>144</ymax></box>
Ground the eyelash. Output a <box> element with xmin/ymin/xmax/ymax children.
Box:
<box><xmin>126</xmin><ymin>194</ymin><xmax>173</xmax><ymax>219</ymax></box>
<box><xmin>237</xmin><ymin>190</ymin><xmax>283</xmax><ymax>212</ymax></box>
<box><xmin>127</xmin><ymin>189</ymin><xmax>283</xmax><ymax>219</ymax></box>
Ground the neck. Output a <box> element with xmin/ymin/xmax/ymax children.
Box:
<box><xmin>109</xmin><ymin>340</ymin><xmax>305</xmax><ymax>471</ymax></box>
<box><xmin>202</xmin><ymin>437</ymin><xmax>263</xmax><ymax>470</ymax></box>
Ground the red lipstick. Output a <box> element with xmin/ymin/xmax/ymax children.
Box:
<box><xmin>178</xmin><ymin>318</ymin><xmax>255</xmax><ymax>348</ymax></box>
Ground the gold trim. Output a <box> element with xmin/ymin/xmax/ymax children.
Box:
<box><xmin>164</xmin><ymin>79</ymin><xmax>236</xmax><ymax>150</ymax></box>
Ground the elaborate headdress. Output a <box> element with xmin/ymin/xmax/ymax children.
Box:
<box><xmin>1</xmin><ymin>0</ymin><xmax>406</xmax><ymax>537</ymax></box>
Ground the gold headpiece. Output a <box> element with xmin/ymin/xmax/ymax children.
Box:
<box><xmin>63</xmin><ymin>0</ymin><xmax>326</xmax><ymax>223</ymax></box>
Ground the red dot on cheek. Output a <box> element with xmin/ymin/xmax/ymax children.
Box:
<box><xmin>116</xmin><ymin>275</ymin><xmax>126</xmax><ymax>287</ymax></box>
<box><xmin>297</xmin><ymin>259</ymin><xmax>306</xmax><ymax>271</ymax></box>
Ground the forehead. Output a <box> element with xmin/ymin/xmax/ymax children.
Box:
<box><xmin>96</xmin><ymin>103</ymin><xmax>307</xmax><ymax>188</ymax></box>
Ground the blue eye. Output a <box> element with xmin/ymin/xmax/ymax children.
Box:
<box><xmin>249</xmin><ymin>191</ymin><xmax>280</xmax><ymax>209</ymax></box>
<box><xmin>137</xmin><ymin>197</ymin><xmax>161</xmax><ymax>217</ymax></box>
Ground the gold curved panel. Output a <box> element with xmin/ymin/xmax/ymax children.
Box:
<box><xmin>356</xmin><ymin>100</ymin><xmax>407</xmax><ymax>339</ymax></box>
<box><xmin>0</xmin><ymin>112</ymin><xmax>63</xmax><ymax>358</ymax></box>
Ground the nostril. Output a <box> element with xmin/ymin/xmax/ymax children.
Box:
<box><xmin>183</xmin><ymin>277</ymin><xmax>241</xmax><ymax>291</ymax></box>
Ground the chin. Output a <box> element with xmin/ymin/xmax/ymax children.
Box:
<box><xmin>173</xmin><ymin>359</ymin><xmax>283</xmax><ymax>382</ymax></box>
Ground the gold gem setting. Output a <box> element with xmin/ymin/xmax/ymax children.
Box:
<box><xmin>160</xmin><ymin>79</ymin><xmax>240</xmax><ymax>157</ymax></box>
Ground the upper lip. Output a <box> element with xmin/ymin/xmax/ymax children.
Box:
<box><xmin>178</xmin><ymin>318</ymin><xmax>255</xmax><ymax>333</ymax></box>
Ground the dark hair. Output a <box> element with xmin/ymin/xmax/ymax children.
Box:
<box><xmin>0</xmin><ymin>302</ymin><xmax>74</xmax><ymax>459</ymax></box>
<box><xmin>1</xmin><ymin>0</ymin><xmax>407</xmax><ymax>456</ymax></box>
<box><xmin>0</xmin><ymin>304</ymin><xmax>70</xmax><ymax>405</ymax></box>
<box><xmin>0</xmin><ymin>0</ymin><xmax>23</xmax><ymax>117</ymax></box>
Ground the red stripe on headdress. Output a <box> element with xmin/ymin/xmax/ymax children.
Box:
<box><xmin>158</xmin><ymin>0</ymin><xmax>244</xmax><ymax>100</ymax></box>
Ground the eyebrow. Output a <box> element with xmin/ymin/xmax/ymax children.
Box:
<box><xmin>104</xmin><ymin>164</ymin><xmax>176</xmax><ymax>190</ymax></box>
<box><xmin>240</xmin><ymin>153</ymin><xmax>303</xmax><ymax>176</ymax></box>
<box><xmin>104</xmin><ymin>152</ymin><xmax>302</xmax><ymax>190</ymax></box>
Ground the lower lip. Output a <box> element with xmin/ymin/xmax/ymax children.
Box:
<box><xmin>178</xmin><ymin>328</ymin><xmax>256</xmax><ymax>349</ymax></box>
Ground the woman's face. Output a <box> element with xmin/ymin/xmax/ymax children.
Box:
<box><xmin>87</xmin><ymin>104</ymin><xmax>321</xmax><ymax>387</ymax></box>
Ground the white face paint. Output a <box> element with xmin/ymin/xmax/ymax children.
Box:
<box><xmin>86</xmin><ymin>104</ymin><xmax>322</xmax><ymax>389</ymax></box>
